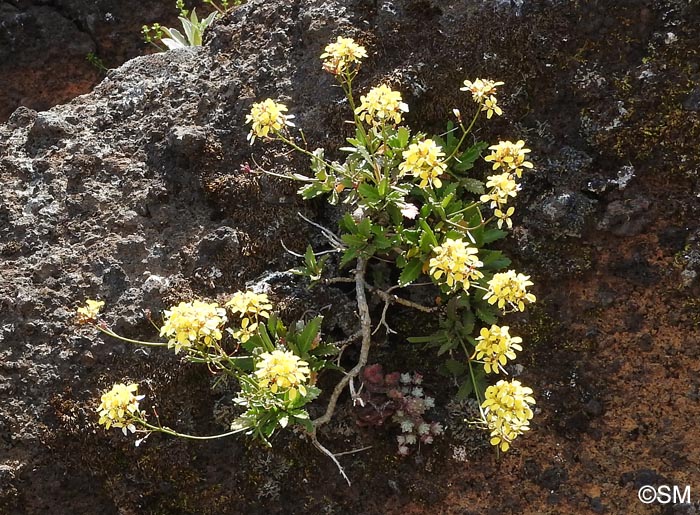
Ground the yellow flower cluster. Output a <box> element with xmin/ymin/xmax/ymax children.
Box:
<box><xmin>483</xmin><ymin>271</ymin><xmax>536</xmax><ymax>312</ymax></box>
<box><xmin>428</xmin><ymin>238</ymin><xmax>484</xmax><ymax>291</ymax></box>
<box><xmin>480</xmin><ymin>172</ymin><xmax>519</xmax><ymax>208</ymax></box>
<box><xmin>159</xmin><ymin>300</ymin><xmax>228</xmax><ymax>354</ymax></box>
<box><xmin>460</xmin><ymin>78</ymin><xmax>504</xmax><ymax>103</ymax></box>
<box><xmin>481</xmin><ymin>379</ymin><xmax>535</xmax><ymax>452</ymax></box>
<box><xmin>76</xmin><ymin>299</ymin><xmax>104</xmax><ymax>324</ymax></box>
<box><xmin>321</xmin><ymin>36</ymin><xmax>368</xmax><ymax>75</ymax></box>
<box><xmin>474</xmin><ymin>325</ymin><xmax>523</xmax><ymax>374</ymax></box>
<box><xmin>97</xmin><ymin>383</ymin><xmax>144</xmax><ymax>435</ymax></box>
<box><xmin>461</xmin><ymin>78</ymin><xmax>504</xmax><ymax>119</ymax></box>
<box><xmin>255</xmin><ymin>350</ymin><xmax>310</xmax><ymax>400</ymax></box>
<box><xmin>484</xmin><ymin>140</ymin><xmax>533</xmax><ymax>178</ymax></box>
<box><xmin>245</xmin><ymin>99</ymin><xmax>295</xmax><ymax>144</ymax></box>
<box><xmin>479</xmin><ymin>140</ymin><xmax>532</xmax><ymax>229</ymax></box>
<box><xmin>399</xmin><ymin>139</ymin><xmax>448</xmax><ymax>189</ymax></box>
<box><xmin>225</xmin><ymin>291</ymin><xmax>273</xmax><ymax>343</ymax></box>
<box><xmin>355</xmin><ymin>84</ymin><xmax>408</xmax><ymax>127</ymax></box>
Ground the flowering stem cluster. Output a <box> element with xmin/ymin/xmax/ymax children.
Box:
<box><xmin>78</xmin><ymin>292</ymin><xmax>333</xmax><ymax>447</ymax></box>
<box><xmin>82</xmin><ymin>34</ymin><xmax>543</xmax><ymax>486</ymax></box>
<box><xmin>247</xmin><ymin>36</ymin><xmax>539</xmax><ymax>458</ymax></box>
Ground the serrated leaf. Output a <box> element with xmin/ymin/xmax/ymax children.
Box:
<box><xmin>481</xmin><ymin>251</ymin><xmax>511</xmax><ymax>270</ymax></box>
<box><xmin>399</xmin><ymin>258</ymin><xmax>423</xmax><ymax>286</ymax></box>
<box><xmin>298</xmin><ymin>316</ymin><xmax>323</xmax><ymax>355</ymax></box>
<box><xmin>455</xmin><ymin>379</ymin><xmax>474</xmax><ymax>400</ymax></box>
<box><xmin>460</xmin><ymin>178</ymin><xmax>486</xmax><ymax>195</ymax></box>
<box><xmin>397</xmin><ymin>126</ymin><xmax>410</xmax><ymax>148</ymax></box>
<box><xmin>475</xmin><ymin>306</ymin><xmax>497</xmax><ymax>325</ymax></box>
<box><xmin>482</xmin><ymin>228</ymin><xmax>508</xmax><ymax>244</ymax></box>
<box><xmin>437</xmin><ymin>339</ymin><xmax>456</xmax><ymax>356</ymax></box>
<box><xmin>445</xmin><ymin>358</ymin><xmax>467</xmax><ymax>377</ymax></box>
<box><xmin>454</xmin><ymin>141</ymin><xmax>488</xmax><ymax>172</ymax></box>
<box><xmin>358</xmin><ymin>183</ymin><xmax>380</xmax><ymax>203</ymax></box>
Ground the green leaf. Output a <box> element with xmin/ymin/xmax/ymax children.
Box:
<box><xmin>480</xmin><ymin>250</ymin><xmax>511</xmax><ymax>270</ymax></box>
<box><xmin>358</xmin><ymin>183</ymin><xmax>380</xmax><ymax>203</ymax></box>
<box><xmin>482</xmin><ymin>228</ymin><xmax>508</xmax><ymax>244</ymax></box>
<box><xmin>340</xmin><ymin>247</ymin><xmax>359</xmax><ymax>268</ymax></box>
<box><xmin>399</xmin><ymin>258</ymin><xmax>423</xmax><ymax>286</ymax></box>
<box><xmin>460</xmin><ymin>178</ymin><xmax>486</xmax><ymax>195</ymax></box>
<box><xmin>437</xmin><ymin>339</ymin><xmax>457</xmax><ymax>356</ymax></box>
<box><xmin>475</xmin><ymin>306</ymin><xmax>497</xmax><ymax>325</ymax></box>
<box><xmin>339</xmin><ymin>214</ymin><xmax>357</xmax><ymax>234</ymax></box>
<box><xmin>358</xmin><ymin>218</ymin><xmax>372</xmax><ymax>238</ymax></box>
<box><xmin>418</xmin><ymin>219</ymin><xmax>438</xmax><ymax>249</ymax></box>
<box><xmin>311</xmin><ymin>344</ymin><xmax>339</xmax><ymax>356</ymax></box>
<box><xmin>445</xmin><ymin>358</ymin><xmax>467</xmax><ymax>377</ymax></box>
<box><xmin>397</xmin><ymin>126</ymin><xmax>410</xmax><ymax>148</ymax></box>
<box><xmin>453</xmin><ymin>141</ymin><xmax>488</xmax><ymax>172</ymax></box>
<box><xmin>455</xmin><ymin>379</ymin><xmax>473</xmax><ymax>400</ymax></box>
<box><xmin>298</xmin><ymin>316</ymin><xmax>323</xmax><ymax>355</ymax></box>
<box><xmin>257</xmin><ymin>324</ymin><xmax>276</xmax><ymax>352</ymax></box>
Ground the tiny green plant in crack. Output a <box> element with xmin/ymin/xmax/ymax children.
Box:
<box><xmin>141</xmin><ymin>0</ymin><xmax>242</xmax><ymax>51</ymax></box>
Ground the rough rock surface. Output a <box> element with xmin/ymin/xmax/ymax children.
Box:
<box><xmin>1</xmin><ymin>0</ymin><xmax>700</xmax><ymax>513</ymax></box>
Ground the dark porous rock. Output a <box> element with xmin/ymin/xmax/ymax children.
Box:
<box><xmin>682</xmin><ymin>86</ymin><xmax>700</xmax><ymax>111</ymax></box>
<box><xmin>598</xmin><ymin>197</ymin><xmax>653</xmax><ymax>237</ymax></box>
<box><xmin>528</xmin><ymin>189</ymin><xmax>597</xmax><ymax>239</ymax></box>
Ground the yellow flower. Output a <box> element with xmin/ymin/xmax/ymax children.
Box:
<box><xmin>255</xmin><ymin>350</ymin><xmax>310</xmax><ymax>400</ymax></box>
<box><xmin>399</xmin><ymin>139</ymin><xmax>448</xmax><ymax>189</ymax></box>
<box><xmin>321</xmin><ymin>36</ymin><xmax>368</xmax><ymax>75</ymax></box>
<box><xmin>460</xmin><ymin>78</ymin><xmax>504</xmax><ymax>103</ymax></box>
<box><xmin>428</xmin><ymin>238</ymin><xmax>484</xmax><ymax>291</ymax></box>
<box><xmin>97</xmin><ymin>383</ymin><xmax>144</xmax><ymax>435</ymax></box>
<box><xmin>225</xmin><ymin>291</ymin><xmax>272</xmax><ymax>319</ymax></box>
<box><xmin>355</xmin><ymin>84</ymin><xmax>408</xmax><ymax>127</ymax></box>
<box><xmin>483</xmin><ymin>270</ymin><xmax>536</xmax><ymax>312</ymax></box>
<box><xmin>484</xmin><ymin>140</ymin><xmax>533</xmax><ymax>177</ymax></box>
<box><xmin>231</xmin><ymin>317</ymin><xmax>258</xmax><ymax>343</ymax></box>
<box><xmin>495</xmin><ymin>206</ymin><xmax>515</xmax><ymax>229</ymax></box>
<box><xmin>159</xmin><ymin>300</ymin><xmax>228</xmax><ymax>354</ymax></box>
<box><xmin>480</xmin><ymin>172</ymin><xmax>519</xmax><ymax>208</ymax></box>
<box><xmin>474</xmin><ymin>325</ymin><xmax>523</xmax><ymax>374</ymax></box>
<box><xmin>76</xmin><ymin>299</ymin><xmax>105</xmax><ymax>324</ymax></box>
<box><xmin>245</xmin><ymin>99</ymin><xmax>295</xmax><ymax>144</ymax></box>
<box><xmin>481</xmin><ymin>379</ymin><xmax>535</xmax><ymax>452</ymax></box>
<box><xmin>482</xmin><ymin>95</ymin><xmax>502</xmax><ymax>119</ymax></box>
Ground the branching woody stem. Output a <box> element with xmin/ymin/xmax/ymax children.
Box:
<box><xmin>312</xmin><ymin>257</ymin><xmax>372</xmax><ymax>429</ymax></box>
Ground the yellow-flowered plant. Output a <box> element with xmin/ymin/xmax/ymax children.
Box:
<box><xmin>76</xmin><ymin>299</ymin><xmax>105</xmax><ymax>324</ymax></box>
<box><xmin>255</xmin><ymin>349</ymin><xmax>311</xmax><ymax>400</ymax></box>
<box><xmin>399</xmin><ymin>139</ymin><xmax>448</xmax><ymax>189</ymax></box>
<box><xmin>481</xmin><ymin>379</ymin><xmax>535</xmax><ymax>452</ymax></box>
<box><xmin>494</xmin><ymin>206</ymin><xmax>516</xmax><ymax>229</ymax></box>
<box><xmin>355</xmin><ymin>84</ymin><xmax>408</xmax><ymax>127</ymax></box>
<box><xmin>481</xmin><ymin>172</ymin><xmax>519</xmax><ymax>207</ymax></box>
<box><xmin>97</xmin><ymin>383</ymin><xmax>144</xmax><ymax>435</ymax></box>
<box><xmin>226</xmin><ymin>291</ymin><xmax>273</xmax><ymax>343</ymax></box>
<box><xmin>245</xmin><ymin>99</ymin><xmax>295</xmax><ymax>144</ymax></box>
<box><xmin>321</xmin><ymin>36</ymin><xmax>368</xmax><ymax>75</ymax></box>
<box><xmin>481</xmin><ymin>96</ymin><xmax>502</xmax><ymax>119</ymax></box>
<box><xmin>428</xmin><ymin>238</ymin><xmax>484</xmax><ymax>291</ymax></box>
<box><xmin>484</xmin><ymin>140</ymin><xmax>533</xmax><ymax>177</ymax></box>
<box><xmin>474</xmin><ymin>325</ymin><xmax>523</xmax><ymax>374</ymax></box>
<box><xmin>159</xmin><ymin>300</ymin><xmax>228</xmax><ymax>353</ymax></box>
<box><xmin>483</xmin><ymin>270</ymin><xmax>537</xmax><ymax>312</ymax></box>
<box><xmin>460</xmin><ymin>78</ymin><xmax>504</xmax><ymax>103</ymax></box>
<box><xmin>85</xmin><ymin>37</ymin><xmax>545</xmax><ymax>481</ymax></box>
